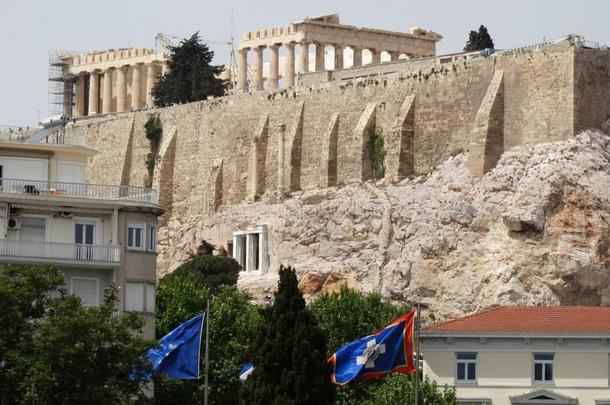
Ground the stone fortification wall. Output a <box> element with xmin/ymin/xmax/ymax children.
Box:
<box><xmin>63</xmin><ymin>42</ymin><xmax>609</xmax><ymax>235</ymax></box>
<box><xmin>574</xmin><ymin>47</ymin><xmax>610</xmax><ymax>134</ymax></box>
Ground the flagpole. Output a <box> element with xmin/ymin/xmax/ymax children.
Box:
<box><xmin>204</xmin><ymin>299</ymin><xmax>210</xmax><ymax>405</ymax></box>
<box><xmin>413</xmin><ymin>302</ymin><xmax>420</xmax><ymax>405</ymax></box>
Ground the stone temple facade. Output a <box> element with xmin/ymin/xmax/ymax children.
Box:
<box><xmin>235</xmin><ymin>14</ymin><xmax>442</xmax><ymax>91</ymax></box>
<box><xmin>59</xmin><ymin>48</ymin><xmax>168</xmax><ymax>117</ymax></box>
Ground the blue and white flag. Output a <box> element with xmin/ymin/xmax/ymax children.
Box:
<box><xmin>329</xmin><ymin>311</ymin><xmax>415</xmax><ymax>385</ymax></box>
<box><xmin>142</xmin><ymin>313</ymin><xmax>205</xmax><ymax>380</ymax></box>
<box><xmin>239</xmin><ymin>363</ymin><xmax>254</xmax><ymax>381</ymax></box>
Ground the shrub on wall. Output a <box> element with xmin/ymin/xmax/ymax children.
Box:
<box><xmin>144</xmin><ymin>115</ymin><xmax>163</xmax><ymax>187</ymax></box>
<box><xmin>368</xmin><ymin>127</ymin><xmax>385</xmax><ymax>180</ymax></box>
<box><xmin>144</xmin><ymin>115</ymin><xmax>162</xmax><ymax>148</ymax></box>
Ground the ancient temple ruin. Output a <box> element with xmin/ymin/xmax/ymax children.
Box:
<box><xmin>235</xmin><ymin>14</ymin><xmax>442</xmax><ymax>91</ymax></box>
<box><xmin>52</xmin><ymin>48</ymin><xmax>168</xmax><ymax>117</ymax></box>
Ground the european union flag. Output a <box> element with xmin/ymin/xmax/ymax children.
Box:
<box><xmin>146</xmin><ymin>313</ymin><xmax>205</xmax><ymax>380</ymax></box>
<box><xmin>329</xmin><ymin>311</ymin><xmax>415</xmax><ymax>384</ymax></box>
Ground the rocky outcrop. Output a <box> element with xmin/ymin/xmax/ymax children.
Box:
<box><xmin>158</xmin><ymin>130</ymin><xmax>610</xmax><ymax>321</ymax></box>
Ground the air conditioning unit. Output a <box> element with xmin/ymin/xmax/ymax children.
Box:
<box><xmin>60</xmin><ymin>211</ymin><xmax>73</xmax><ymax>218</ymax></box>
<box><xmin>8</xmin><ymin>216</ymin><xmax>21</xmax><ymax>230</ymax></box>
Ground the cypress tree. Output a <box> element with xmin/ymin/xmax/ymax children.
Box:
<box><xmin>463</xmin><ymin>25</ymin><xmax>495</xmax><ymax>52</ymax></box>
<box><xmin>152</xmin><ymin>32</ymin><xmax>226</xmax><ymax>107</ymax></box>
<box><xmin>240</xmin><ymin>266</ymin><xmax>335</xmax><ymax>405</ymax></box>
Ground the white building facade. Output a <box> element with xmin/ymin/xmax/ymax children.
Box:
<box><xmin>421</xmin><ymin>306</ymin><xmax>610</xmax><ymax>405</ymax></box>
<box><xmin>0</xmin><ymin>141</ymin><xmax>162</xmax><ymax>338</ymax></box>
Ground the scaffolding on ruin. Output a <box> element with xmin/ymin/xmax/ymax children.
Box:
<box><xmin>47</xmin><ymin>50</ymin><xmax>74</xmax><ymax>117</ymax></box>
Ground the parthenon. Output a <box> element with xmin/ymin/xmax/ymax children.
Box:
<box><xmin>56</xmin><ymin>13</ymin><xmax>441</xmax><ymax>117</ymax></box>
<box><xmin>236</xmin><ymin>14</ymin><xmax>442</xmax><ymax>91</ymax></box>
<box><xmin>58</xmin><ymin>48</ymin><xmax>168</xmax><ymax>117</ymax></box>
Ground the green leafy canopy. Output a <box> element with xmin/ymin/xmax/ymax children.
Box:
<box><xmin>152</xmin><ymin>32</ymin><xmax>227</xmax><ymax>107</ymax></box>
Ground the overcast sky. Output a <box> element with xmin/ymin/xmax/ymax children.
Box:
<box><xmin>1</xmin><ymin>0</ymin><xmax>609</xmax><ymax>127</ymax></box>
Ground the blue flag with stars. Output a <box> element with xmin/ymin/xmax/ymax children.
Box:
<box><xmin>329</xmin><ymin>311</ymin><xmax>415</xmax><ymax>384</ymax></box>
<box><xmin>146</xmin><ymin>312</ymin><xmax>205</xmax><ymax>380</ymax></box>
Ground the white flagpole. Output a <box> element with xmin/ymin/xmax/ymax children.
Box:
<box><xmin>414</xmin><ymin>303</ymin><xmax>421</xmax><ymax>405</ymax></box>
<box><xmin>204</xmin><ymin>299</ymin><xmax>210</xmax><ymax>405</ymax></box>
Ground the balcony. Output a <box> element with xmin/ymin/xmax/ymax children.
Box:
<box><xmin>0</xmin><ymin>240</ymin><xmax>121</xmax><ymax>264</ymax></box>
<box><xmin>0</xmin><ymin>178</ymin><xmax>158</xmax><ymax>204</ymax></box>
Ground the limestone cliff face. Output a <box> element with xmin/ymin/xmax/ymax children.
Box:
<box><xmin>158</xmin><ymin>130</ymin><xmax>610</xmax><ymax>321</ymax></box>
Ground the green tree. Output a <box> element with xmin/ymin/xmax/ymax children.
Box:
<box><xmin>0</xmin><ymin>263</ymin><xmax>64</xmax><ymax>404</ymax></box>
<box><xmin>0</xmin><ymin>263</ymin><xmax>153</xmax><ymax>404</ymax></box>
<box><xmin>152</xmin><ymin>32</ymin><xmax>226</xmax><ymax>107</ymax></box>
<box><xmin>241</xmin><ymin>266</ymin><xmax>335</xmax><ymax>405</ymax></box>
<box><xmin>464</xmin><ymin>25</ymin><xmax>495</xmax><ymax>51</ymax></box>
<box><xmin>154</xmin><ymin>256</ymin><xmax>263</xmax><ymax>405</ymax></box>
<box><xmin>311</xmin><ymin>285</ymin><xmax>405</xmax><ymax>355</ymax></box>
<box><xmin>362</xmin><ymin>374</ymin><xmax>456</xmax><ymax>405</ymax></box>
<box><xmin>163</xmin><ymin>255</ymin><xmax>240</xmax><ymax>297</ymax></box>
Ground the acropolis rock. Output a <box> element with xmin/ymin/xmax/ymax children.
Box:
<box><xmin>158</xmin><ymin>130</ymin><xmax>610</xmax><ymax>320</ymax></box>
<box><xmin>48</xmin><ymin>14</ymin><xmax>610</xmax><ymax>319</ymax></box>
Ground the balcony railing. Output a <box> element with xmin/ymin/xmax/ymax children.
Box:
<box><xmin>0</xmin><ymin>178</ymin><xmax>158</xmax><ymax>204</ymax></box>
<box><xmin>0</xmin><ymin>240</ymin><xmax>121</xmax><ymax>263</ymax></box>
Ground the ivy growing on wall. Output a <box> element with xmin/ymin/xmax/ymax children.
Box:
<box><xmin>144</xmin><ymin>114</ymin><xmax>162</xmax><ymax>187</ymax></box>
<box><xmin>367</xmin><ymin>126</ymin><xmax>385</xmax><ymax>180</ymax></box>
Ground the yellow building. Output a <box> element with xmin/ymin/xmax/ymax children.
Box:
<box><xmin>421</xmin><ymin>306</ymin><xmax>610</xmax><ymax>405</ymax></box>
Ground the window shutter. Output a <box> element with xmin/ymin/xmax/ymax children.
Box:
<box><xmin>72</xmin><ymin>278</ymin><xmax>99</xmax><ymax>307</ymax></box>
<box><xmin>125</xmin><ymin>282</ymin><xmax>144</xmax><ymax>312</ymax></box>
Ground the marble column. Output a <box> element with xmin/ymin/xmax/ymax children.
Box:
<box><xmin>252</xmin><ymin>46</ymin><xmax>264</xmax><ymax>91</ymax></box>
<box><xmin>131</xmin><ymin>63</ymin><xmax>142</xmax><ymax>109</ymax></box>
<box><xmin>370</xmin><ymin>49</ymin><xmax>381</xmax><ymax>65</ymax></box>
<box><xmin>284</xmin><ymin>42</ymin><xmax>295</xmax><ymax>88</ymax></box>
<box><xmin>87</xmin><ymin>70</ymin><xmax>100</xmax><ymax>115</ymax></box>
<box><xmin>145</xmin><ymin>63</ymin><xmax>157</xmax><ymax>108</ymax></box>
<box><xmin>388</xmin><ymin>51</ymin><xmax>400</xmax><ymax>62</ymax></box>
<box><xmin>315</xmin><ymin>42</ymin><xmax>325</xmax><ymax>71</ymax></box>
<box><xmin>116</xmin><ymin>65</ymin><xmax>128</xmax><ymax>112</ymax></box>
<box><xmin>74</xmin><ymin>73</ymin><xmax>86</xmax><ymax>117</ymax></box>
<box><xmin>237</xmin><ymin>48</ymin><xmax>249</xmax><ymax>91</ymax></box>
<box><xmin>352</xmin><ymin>47</ymin><xmax>362</xmax><ymax>67</ymax></box>
<box><xmin>277</xmin><ymin>124</ymin><xmax>285</xmax><ymax>193</ymax></box>
<box><xmin>334</xmin><ymin>45</ymin><xmax>344</xmax><ymax>70</ymax></box>
<box><xmin>63</xmin><ymin>79</ymin><xmax>73</xmax><ymax>117</ymax></box>
<box><xmin>298</xmin><ymin>41</ymin><xmax>309</xmax><ymax>73</ymax></box>
<box><xmin>268</xmin><ymin>44</ymin><xmax>280</xmax><ymax>91</ymax></box>
<box><xmin>102</xmin><ymin>68</ymin><xmax>114</xmax><ymax>114</ymax></box>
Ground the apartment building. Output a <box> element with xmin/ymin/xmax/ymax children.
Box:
<box><xmin>421</xmin><ymin>306</ymin><xmax>610</xmax><ymax>405</ymax></box>
<box><xmin>0</xmin><ymin>141</ymin><xmax>162</xmax><ymax>338</ymax></box>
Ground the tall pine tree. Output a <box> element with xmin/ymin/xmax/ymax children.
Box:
<box><xmin>152</xmin><ymin>32</ymin><xmax>226</xmax><ymax>107</ymax></box>
<box><xmin>463</xmin><ymin>25</ymin><xmax>495</xmax><ymax>52</ymax></box>
<box><xmin>241</xmin><ymin>266</ymin><xmax>335</xmax><ymax>405</ymax></box>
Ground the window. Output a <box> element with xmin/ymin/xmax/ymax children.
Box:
<box><xmin>148</xmin><ymin>224</ymin><xmax>157</xmax><ymax>252</ymax></box>
<box><xmin>71</xmin><ymin>277</ymin><xmax>99</xmax><ymax>307</ymax></box>
<box><xmin>456</xmin><ymin>352</ymin><xmax>477</xmax><ymax>382</ymax></box>
<box><xmin>146</xmin><ymin>283</ymin><xmax>155</xmax><ymax>313</ymax></box>
<box><xmin>533</xmin><ymin>353</ymin><xmax>554</xmax><ymax>382</ymax></box>
<box><xmin>19</xmin><ymin>216</ymin><xmax>46</xmax><ymax>242</ymax></box>
<box><xmin>127</xmin><ymin>223</ymin><xmax>145</xmax><ymax>250</ymax></box>
<box><xmin>125</xmin><ymin>281</ymin><xmax>155</xmax><ymax>313</ymax></box>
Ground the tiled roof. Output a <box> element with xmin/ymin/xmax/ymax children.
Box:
<box><xmin>422</xmin><ymin>306</ymin><xmax>610</xmax><ymax>334</ymax></box>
